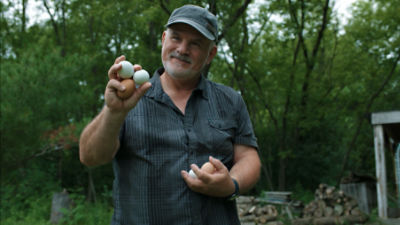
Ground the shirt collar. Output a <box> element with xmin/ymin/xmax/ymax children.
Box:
<box><xmin>146</xmin><ymin>68</ymin><xmax>209</xmax><ymax>100</ymax></box>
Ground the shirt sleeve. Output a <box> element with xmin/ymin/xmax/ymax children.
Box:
<box><xmin>234</xmin><ymin>95</ymin><xmax>258</xmax><ymax>150</ymax></box>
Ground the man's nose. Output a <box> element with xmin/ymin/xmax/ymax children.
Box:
<box><xmin>176</xmin><ymin>42</ymin><xmax>189</xmax><ymax>55</ymax></box>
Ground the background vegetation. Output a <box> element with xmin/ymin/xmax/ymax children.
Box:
<box><xmin>1</xmin><ymin>0</ymin><xmax>399</xmax><ymax>224</ymax></box>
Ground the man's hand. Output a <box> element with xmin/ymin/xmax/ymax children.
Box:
<box><xmin>181</xmin><ymin>156</ymin><xmax>235</xmax><ymax>197</ymax></box>
<box><xmin>79</xmin><ymin>55</ymin><xmax>152</xmax><ymax>167</ymax></box>
<box><xmin>105</xmin><ymin>55</ymin><xmax>152</xmax><ymax>114</ymax></box>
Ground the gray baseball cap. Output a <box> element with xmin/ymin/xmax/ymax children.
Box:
<box><xmin>166</xmin><ymin>4</ymin><xmax>218</xmax><ymax>41</ymax></box>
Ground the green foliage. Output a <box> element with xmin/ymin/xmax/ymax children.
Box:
<box><xmin>58</xmin><ymin>193</ymin><xmax>113</xmax><ymax>225</ymax></box>
<box><xmin>1</xmin><ymin>45</ymin><xmax>94</xmax><ymax>168</ymax></box>
<box><xmin>1</xmin><ymin>160</ymin><xmax>58</xmax><ymax>224</ymax></box>
<box><xmin>290</xmin><ymin>182</ymin><xmax>315</xmax><ymax>204</ymax></box>
<box><xmin>1</xmin><ymin>175</ymin><xmax>112</xmax><ymax>224</ymax></box>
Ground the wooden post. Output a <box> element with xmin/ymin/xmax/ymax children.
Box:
<box><xmin>373</xmin><ymin>125</ymin><xmax>388</xmax><ymax>218</ymax></box>
<box><xmin>50</xmin><ymin>189</ymin><xmax>73</xmax><ymax>224</ymax></box>
<box><xmin>396</xmin><ymin>144</ymin><xmax>400</xmax><ymax>208</ymax></box>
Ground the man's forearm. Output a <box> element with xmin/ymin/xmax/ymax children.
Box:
<box><xmin>79</xmin><ymin>106</ymin><xmax>127</xmax><ymax>167</ymax></box>
<box><xmin>230</xmin><ymin>146</ymin><xmax>261</xmax><ymax>194</ymax></box>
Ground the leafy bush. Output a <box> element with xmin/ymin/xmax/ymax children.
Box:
<box><xmin>1</xmin><ymin>176</ymin><xmax>113</xmax><ymax>225</ymax></box>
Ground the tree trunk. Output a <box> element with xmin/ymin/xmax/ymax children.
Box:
<box><xmin>87</xmin><ymin>168</ymin><xmax>97</xmax><ymax>203</ymax></box>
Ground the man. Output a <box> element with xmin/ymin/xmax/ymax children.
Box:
<box><xmin>79</xmin><ymin>4</ymin><xmax>260</xmax><ymax>225</ymax></box>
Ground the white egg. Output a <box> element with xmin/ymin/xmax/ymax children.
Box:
<box><xmin>134</xmin><ymin>69</ymin><xmax>150</xmax><ymax>85</ymax></box>
<box><xmin>118</xmin><ymin>61</ymin><xmax>134</xmax><ymax>78</ymax></box>
<box><xmin>188</xmin><ymin>169</ymin><xmax>197</xmax><ymax>179</ymax></box>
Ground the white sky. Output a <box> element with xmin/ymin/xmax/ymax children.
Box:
<box><xmin>333</xmin><ymin>0</ymin><xmax>357</xmax><ymax>24</ymax></box>
<box><xmin>26</xmin><ymin>0</ymin><xmax>48</xmax><ymax>26</ymax></box>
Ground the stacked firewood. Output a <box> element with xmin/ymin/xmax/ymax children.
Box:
<box><xmin>236</xmin><ymin>196</ymin><xmax>283</xmax><ymax>225</ymax></box>
<box><xmin>292</xmin><ymin>184</ymin><xmax>368</xmax><ymax>225</ymax></box>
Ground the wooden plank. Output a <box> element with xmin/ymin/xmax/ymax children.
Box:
<box><xmin>261</xmin><ymin>191</ymin><xmax>292</xmax><ymax>204</ymax></box>
<box><xmin>371</xmin><ymin>111</ymin><xmax>400</xmax><ymax>125</ymax></box>
<box><xmin>264</xmin><ymin>191</ymin><xmax>292</xmax><ymax>195</ymax></box>
<box><xmin>340</xmin><ymin>182</ymin><xmax>377</xmax><ymax>214</ymax></box>
<box><xmin>396</xmin><ymin>145</ymin><xmax>400</xmax><ymax>208</ymax></box>
<box><xmin>373</xmin><ymin>125</ymin><xmax>388</xmax><ymax>218</ymax></box>
<box><xmin>264</xmin><ymin>191</ymin><xmax>292</xmax><ymax>197</ymax></box>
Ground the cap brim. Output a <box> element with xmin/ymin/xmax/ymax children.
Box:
<box><xmin>166</xmin><ymin>19</ymin><xmax>215</xmax><ymax>41</ymax></box>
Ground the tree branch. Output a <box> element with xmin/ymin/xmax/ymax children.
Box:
<box><xmin>217</xmin><ymin>0</ymin><xmax>252</xmax><ymax>42</ymax></box>
<box><xmin>249</xmin><ymin>14</ymin><xmax>269</xmax><ymax>46</ymax></box>
<box><xmin>43</xmin><ymin>0</ymin><xmax>61</xmax><ymax>46</ymax></box>
<box><xmin>4</xmin><ymin>145</ymin><xmax>64</xmax><ymax>172</ymax></box>
<box><xmin>311</xmin><ymin>0</ymin><xmax>330</xmax><ymax>62</ymax></box>
<box><xmin>159</xmin><ymin>0</ymin><xmax>171</xmax><ymax>15</ymax></box>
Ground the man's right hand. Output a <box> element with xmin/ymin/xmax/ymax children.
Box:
<box><xmin>79</xmin><ymin>55</ymin><xmax>151</xmax><ymax>167</ymax></box>
<box><xmin>105</xmin><ymin>55</ymin><xmax>152</xmax><ymax>113</ymax></box>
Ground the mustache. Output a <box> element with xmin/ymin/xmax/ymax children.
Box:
<box><xmin>169</xmin><ymin>52</ymin><xmax>192</xmax><ymax>64</ymax></box>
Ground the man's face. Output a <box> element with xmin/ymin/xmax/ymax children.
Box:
<box><xmin>161</xmin><ymin>23</ymin><xmax>217</xmax><ymax>80</ymax></box>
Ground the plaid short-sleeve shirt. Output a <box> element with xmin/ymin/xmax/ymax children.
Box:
<box><xmin>112</xmin><ymin>68</ymin><xmax>258</xmax><ymax>225</ymax></box>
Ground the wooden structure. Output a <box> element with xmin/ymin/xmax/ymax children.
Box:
<box><xmin>340</xmin><ymin>182</ymin><xmax>376</xmax><ymax>214</ymax></box>
<box><xmin>261</xmin><ymin>191</ymin><xmax>294</xmax><ymax>219</ymax></box>
<box><xmin>371</xmin><ymin>111</ymin><xmax>400</xmax><ymax>218</ymax></box>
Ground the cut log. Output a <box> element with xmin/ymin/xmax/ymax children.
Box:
<box><xmin>314</xmin><ymin>208</ymin><xmax>324</xmax><ymax>218</ymax></box>
<box><xmin>324</xmin><ymin>206</ymin><xmax>334</xmax><ymax>217</ymax></box>
<box><xmin>257</xmin><ymin>214</ymin><xmax>277</xmax><ymax>223</ymax></box>
<box><xmin>350</xmin><ymin>207</ymin><xmax>362</xmax><ymax>216</ymax></box>
<box><xmin>334</xmin><ymin>204</ymin><xmax>343</xmax><ymax>216</ymax></box>
<box><xmin>302</xmin><ymin>183</ymin><xmax>364</xmax><ymax>218</ymax></box>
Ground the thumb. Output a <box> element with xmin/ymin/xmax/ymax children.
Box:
<box><xmin>137</xmin><ymin>82</ymin><xmax>152</xmax><ymax>95</ymax></box>
<box><xmin>130</xmin><ymin>82</ymin><xmax>152</xmax><ymax>100</ymax></box>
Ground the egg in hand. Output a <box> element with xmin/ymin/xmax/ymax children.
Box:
<box><xmin>117</xmin><ymin>79</ymin><xmax>135</xmax><ymax>99</ymax></box>
<box><xmin>188</xmin><ymin>162</ymin><xmax>216</xmax><ymax>179</ymax></box>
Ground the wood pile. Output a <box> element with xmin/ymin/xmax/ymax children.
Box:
<box><xmin>292</xmin><ymin>184</ymin><xmax>368</xmax><ymax>225</ymax></box>
<box><xmin>236</xmin><ymin>183</ymin><xmax>369</xmax><ymax>225</ymax></box>
<box><xmin>236</xmin><ymin>196</ymin><xmax>283</xmax><ymax>225</ymax></box>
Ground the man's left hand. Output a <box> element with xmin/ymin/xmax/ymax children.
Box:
<box><xmin>180</xmin><ymin>156</ymin><xmax>235</xmax><ymax>197</ymax></box>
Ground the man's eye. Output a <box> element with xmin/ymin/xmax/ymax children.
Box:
<box><xmin>192</xmin><ymin>42</ymin><xmax>201</xmax><ymax>47</ymax></box>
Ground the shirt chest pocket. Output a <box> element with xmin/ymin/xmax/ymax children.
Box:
<box><xmin>196</xmin><ymin>119</ymin><xmax>236</xmax><ymax>156</ymax></box>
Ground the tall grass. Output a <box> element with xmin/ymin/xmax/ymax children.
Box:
<box><xmin>1</xmin><ymin>189</ymin><xmax>113</xmax><ymax>225</ymax></box>
<box><xmin>1</xmin><ymin>162</ymin><xmax>113</xmax><ymax>225</ymax></box>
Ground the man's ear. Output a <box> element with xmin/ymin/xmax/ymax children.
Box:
<box><xmin>206</xmin><ymin>45</ymin><xmax>217</xmax><ymax>65</ymax></box>
<box><xmin>161</xmin><ymin>30</ymin><xmax>167</xmax><ymax>45</ymax></box>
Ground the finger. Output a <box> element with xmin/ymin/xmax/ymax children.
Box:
<box><xmin>125</xmin><ymin>82</ymin><xmax>151</xmax><ymax>100</ymax></box>
<box><xmin>181</xmin><ymin>170</ymin><xmax>189</xmax><ymax>179</ymax></box>
<box><xmin>108</xmin><ymin>56</ymin><xmax>127</xmax><ymax>80</ymax></box>
<box><xmin>181</xmin><ymin>170</ymin><xmax>202</xmax><ymax>188</ymax></box>
<box><xmin>209</xmin><ymin>156</ymin><xmax>225</xmax><ymax>171</ymax></box>
<box><xmin>190</xmin><ymin>164</ymin><xmax>200</xmax><ymax>174</ymax></box>
<box><xmin>121</xmin><ymin>81</ymin><xmax>151</xmax><ymax>104</ymax></box>
<box><xmin>108</xmin><ymin>63</ymin><xmax>123</xmax><ymax>80</ymax></box>
<box><xmin>190</xmin><ymin>164</ymin><xmax>204</xmax><ymax>180</ymax></box>
<box><xmin>133</xmin><ymin>64</ymin><xmax>142</xmax><ymax>72</ymax></box>
<box><xmin>181</xmin><ymin>170</ymin><xmax>194</xmax><ymax>182</ymax></box>
<box><xmin>107</xmin><ymin>79</ymin><xmax>125</xmax><ymax>92</ymax></box>
<box><xmin>114</xmin><ymin>55</ymin><xmax>125</xmax><ymax>64</ymax></box>
<box><xmin>192</xmin><ymin>164</ymin><xmax>213</xmax><ymax>183</ymax></box>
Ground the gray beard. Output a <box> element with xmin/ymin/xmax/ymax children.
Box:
<box><xmin>162</xmin><ymin>59</ymin><xmax>199</xmax><ymax>80</ymax></box>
